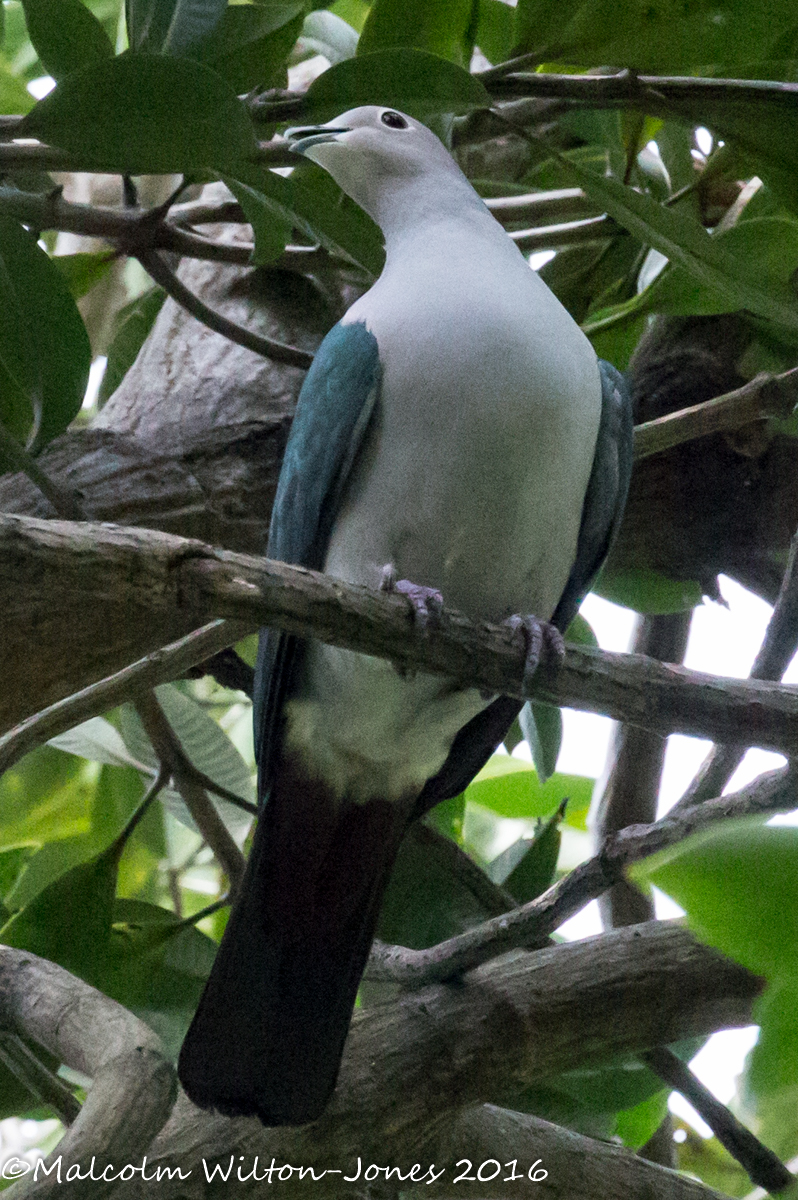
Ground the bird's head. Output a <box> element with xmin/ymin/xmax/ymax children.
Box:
<box><xmin>284</xmin><ymin>106</ymin><xmax>465</xmax><ymax>224</ymax></box>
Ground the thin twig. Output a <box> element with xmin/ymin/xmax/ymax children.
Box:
<box><xmin>634</xmin><ymin>368</ymin><xmax>798</xmax><ymax>461</ymax></box>
<box><xmin>137</xmin><ymin>249</ymin><xmax>313</xmax><ymax>368</ymax></box>
<box><xmin>134</xmin><ymin>692</ymin><xmax>247</xmax><ymax>895</ymax></box>
<box><xmin>0</xmin><ymin>417</ymin><xmax>85</xmax><ymax>520</ymax></box>
<box><xmin>0</xmin><ymin>620</ymin><xmax>244</xmax><ymax>777</ymax></box>
<box><xmin>365</xmin><ymin>765</ymin><xmax>797</xmax><ymax>987</ymax></box>
<box><xmin>643</xmin><ymin>1047</ymin><xmax>792</xmax><ymax>1193</ymax></box>
<box><xmin>0</xmin><ymin>1032</ymin><xmax>81</xmax><ymax>1125</ymax></box>
<box><xmin>677</xmin><ymin>522</ymin><xmax>798</xmax><ymax>810</ymax></box>
<box><xmin>510</xmin><ymin>214</ymin><xmax>615</xmax><ymax>251</ymax></box>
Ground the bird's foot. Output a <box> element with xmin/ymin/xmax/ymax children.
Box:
<box><xmin>380</xmin><ymin>565</ymin><xmax>443</xmax><ymax>632</ymax></box>
<box><xmin>505</xmin><ymin>614</ymin><xmax>565</xmax><ymax>692</ymax></box>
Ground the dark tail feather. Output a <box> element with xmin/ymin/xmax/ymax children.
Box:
<box><xmin>178</xmin><ymin>757</ymin><xmax>407</xmax><ymax>1126</ymax></box>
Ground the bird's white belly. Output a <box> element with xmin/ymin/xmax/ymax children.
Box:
<box><xmin>285</xmin><ymin>264</ymin><xmax>601</xmax><ymax>803</ymax></box>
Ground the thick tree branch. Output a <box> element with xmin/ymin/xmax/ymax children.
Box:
<box><xmin>0</xmin><ymin>949</ymin><xmax>175</xmax><ymax>1200</ymax></box>
<box><xmin>367</xmin><ymin>765</ymin><xmax>796</xmax><ymax>987</ymax></box>
<box><xmin>103</xmin><ymin>921</ymin><xmax>759</xmax><ymax>1200</ymax></box>
<box><xmin>6</xmin><ymin>513</ymin><xmax>798</xmax><ymax>753</ymax></box>
<box><xmin>425</xmin><ymin>1104</ymin><xmax>735</xmax><ymax>1200</ymax></box>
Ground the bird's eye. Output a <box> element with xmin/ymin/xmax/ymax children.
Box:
<box><xmin>380</xmin><ymin>110</ymin><xmax>408</xmax><ymax>130</ymax></box>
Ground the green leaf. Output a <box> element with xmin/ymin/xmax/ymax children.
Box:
<box><xmin>377</xmin><ymin>822</ymin><xmax>495</xmax><ymax>950</ymax></box>
<box><xmin>221</xmin><ymin>175</ymin><xmax>292</xmax><ymax>266</ymax></box>
<box><xmin>102</xmin><ymin>902</ymin><xmax>219</xmax><ymax>1053</ymax></box>
<box><xmin>0</xmin><ymin>54</ymin><xmax>37</xmax><ymax>115</ymax></box>
<box><xmin>98</xmin><ymin>285</ymin><xmax>166</xmax><ymax>406</ymax></box>
<box><xmin>466</xmin><ymin>756</ymin><xmax>594</xmax><ymax>820</ymax></box>
<box><xmin>21</xmin><ymin>53</ymin><xmax>258</xmax><ymax>174</ymax></box>
<box><xmin>48</xmin><ymin>716</ymin><xmax>149</xmax><ymax>771</ymax></box>
<box><xmin>475</xmin><ymin>0</ymin><xmax>516</xmax><ymax>64</ymax></box>
<box><xmin>645</xmin><ymin>218</ymin><xmax>798</xmax><ymax>324</ymax></box>
<box><xmin>0</xmin><ymin>747</ymin><xmax>92</xmax><ymax>855</ymax></box>
<box><xmin>614</xmin><ymin>1088</ymin><xmax>670</xmax><ymax>1150</ymax></box>
<box><xmin>0</xmin><ymin>836</ymin><xmax>121</xmax><ymax>983</ymax></box>
<box><xmin>300</xmin><ymin>10</ymin><xmax>359</xmax><ymax>65</ymax></box>
<box><xmin>632</xmin><ymin>821</ymin><xmax>798</xmax><ymax>1102</ymax></box>
<box><xmin>0</xmin><ymin>217</ymin><xmax>91</xmax><ymax>452</ymax></box>
<box><xmin>358</xmin><ymin>0</ymin><xmax>477</xmax><ymax>67</ymax></box>
<box><xmin>520</xmin><ymin>700</ymin><xmax>562</xmax><ymax>783</ymax></box>
<box><xmin>515</xmin><ymin>0</ymin><xmax>798</xmax><ymax>75</ymax></box>
<box><xmin>490</xmin><ymin>800</ymin><xmax>565</xmax><ymax>902</ymax></box>
<box><xmin>230</xmin><ymin>159</ymin><xmax>385</xmax><ymax>276</ymax></box>
<box><xmin>594</xmin><ymin>568</ymin><xmax>703</xmax><ymax>614</ymax></box>
<box><xmin>190</xmin><ymin>4</ymin><xmax>304</xmax><ymax>92</ymax></box>
<box><xmin>20</xmin><ymin>0</ymin><xmax>114</xmax><ymax>81</ymax></box>
<box><xmin>119</xmin><ymin>684</ymin><xmax>254</xmax><ymax>842</ymax></box>
<box><xmin>52</xmin><ymin>250</ymin><xmax>114</xmax><ymax>300</ymax></box>
<box><xmin>563</xmin><ymin>157</ymin><xmax>798</xmax><ymax>336</ymax></box>
<box><xmin>564</xmin><ymin>611</ymin><xmax>598</xmax><ymax>648</ymax></box>
<box><xmin>302</xmin><ymin>47</ymin><xmax>491</xmax><ymax>122</ymax></box>
<box><xmin>126</xmin><ymin>0</ymin><xmax>227</xmax><ymax>54</ymax></box>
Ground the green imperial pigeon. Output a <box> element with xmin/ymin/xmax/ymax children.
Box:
<box><xmin>178</xmin><ymin>105</ymin><xmax>633</xmax><ymax>1126</ymax></box>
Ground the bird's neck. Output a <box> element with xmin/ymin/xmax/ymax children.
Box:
<box><xmin>373</xmin><ymin>176</ymin><xmax>503</xmax><ymax>261</ymax></box>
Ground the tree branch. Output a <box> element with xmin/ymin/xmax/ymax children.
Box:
<box><xmin>0</xmin><ymin>949</ymin><xmax>175</xmax><ymax>1200</ymax></box>
<box><xmin>137</xmin><ymin>250</ymin><xmax>313</xmax><ymax>368</ymax></box>
<box><xmin>108</xmin><ymin>921</ymin><xmax>760</xmax><ymax>1200</ymax></box>
<box><xmin>5</xmin><ymin>514</ymin><xmax>798</xmax><ymax>754</ymax></box>
<box><xmin>643</xmin><ymin>1047</ymin><xmax>792</xmax><ymax>1193</ymax></box>
<box><xmin>0</xmin><ymin>621</ymin><xmax>246</xmax><ymax>776</ymax></box>
<box><xmin>425</xmin><ymin>1104</ymin><xmax>735</xmax><ymax>1200</ymax></box>
<box><xmin>134</xmin><ymin>692</ymin><xmax>247</xmax><ymax>896</ymax></box>
<box><xmin>633</xmin><ymin>369</ymin><xmax>798</xmax><ymax>461</ymax></box>
<box><xmin>367</xmin><ymin>766</ymin><xmax>796</xmax><ymax>987</ymax></box>
<box><xmin>677</xmin><ymin>520</ymin><xmax>798</xmax><ymax>810</ymax></box>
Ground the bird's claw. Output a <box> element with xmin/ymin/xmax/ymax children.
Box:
<box><xmin>380</xmin><ymin>565</ymin><xmax>443</xmax><ymax>632</ymax></box>
<box><xmin>505</xmin><ymin>614</ymin><xmax>565</xmax><ymax>690</ymax></box>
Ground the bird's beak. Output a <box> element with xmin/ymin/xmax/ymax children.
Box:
<box><xmin>284</xmin><ymin>125</ymin><xmax>352</xmax><ymax>156</ymax></box>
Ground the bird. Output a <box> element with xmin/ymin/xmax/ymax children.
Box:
<box><xmin>177</xmin><ymin>105</ymin><xmax>633</xmax><ymax>1127</ymax></box>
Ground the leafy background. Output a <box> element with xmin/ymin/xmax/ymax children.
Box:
<box><xmin>0</xmin><ymin>0</ymin><xmax>798</xmax><ymax>1192</ymax></box>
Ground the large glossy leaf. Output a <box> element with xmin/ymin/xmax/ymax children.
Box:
<box><xmin>376</xmin><ymin>822</ymin><xmax>496</xmax><ymax>950</ymax></box>
<box><xmin>221</xmin><ymin>175</ymin><xmax>292</xmax><ymax>266</ymax></box>
<box><xmin>98</xmin><ymin>286</ymin><xmax>166</xmax><ymax>406</ymax></box>
<box><xmin>190</xmin><ymin>3</ymin><xmax>304</xmax><ymax>92</ymax></box>
<box><xmin>0</xmin><ymin>747</ymin><xmax>91</xmax><ymax>853</ymax></box>
<box><xmin>488</xmin><ymin>801</ymin><xmax>564</xmax><ymax>902</ymax></box>
<box><xmin>466</xmin><ymin>756</ymin><xmax>594</xmax><ymax>820</ymax></box>
<box><xmin>126</xmin><ymin>0</ymin><xmax>227</xmax><ymax>54</ymax></box>
<box><xmin>631</xmin><ymin>821</ymin><xmax>798</xmax><ymax>1102</ymax></box>
<box><xmin>514</xmin><ymin>0</ymin><xmax>798</xmax><ymax>74</ymax></box>
<box><xmin>519</xmin><ymin>700</ymin><xmax>562</xmax><ymax>783</ymax></box>
<box><xmin>0</xmin><ymin>841</ymin><xmax>119</xmax><ymax>983</ymax></box>
<box><xmin>594</xmin><ymin>567</ymin><xmax>703</xmax><ymax>614</ymax></box>
<box><xmin>119</xmin><ymin>684</ymin><xmax>254</xmax><ymax>843</ymax></box>
<box><xmin>21</xmin><ymin>54</ymin><xmax>258</xmax><ymax>174</ymax></box>
<box><xmin>475</xmin><ymin>0</ymin><xmax>516</xmax><ymax>65</ymax></box>
<box><xmin>20</xmin><ymin>0</ymin><xmax>113</xmax><ymax>80</ymax></box>
<box><xmin>0</xmin><ymin>217</ymin><xmax>91</xmax><ymax>453</ymax></box>
<box><xmin>564</xmin><ymin>158</ymin><xmax>798</xmax><ymax>336</ymax></box>
<box><xmin>49</xmin><ymin>716</ymin><xmax>149</xmax><ymax>771</ymax></box>
<box><xmin>230</xmin><ymin>160</ymin><xmax>385</xmax><ymax>276</ymax></box>
<box><xmin>302</xmin><ymin>47</ymin><xmax>491</xmax><ymax>122</ymax></box>
<box><xmin>358</xmin><ymin>0</ymin><xmax>477</xmax><ymax>67</ymax></box>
